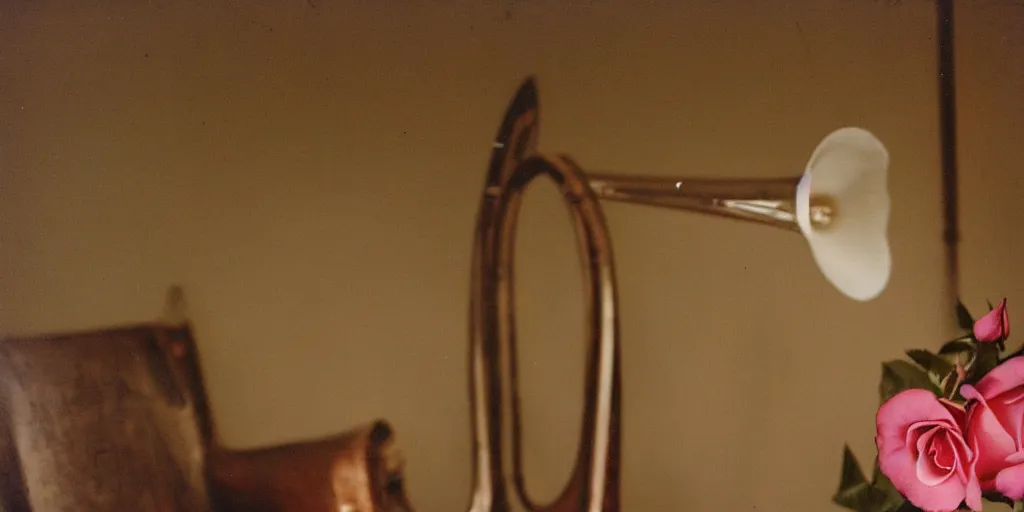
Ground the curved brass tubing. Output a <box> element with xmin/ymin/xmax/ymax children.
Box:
<box><xmin>467</xmin><ymin>78</ymin><xmax>621</xmax><ymax>512</ymax></box>
<box><xmin>464</xmin><ymin>76</ymin><xmax>868</xmax><ymax>512</ymax></box>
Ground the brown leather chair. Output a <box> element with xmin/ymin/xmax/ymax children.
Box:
<box><xmin>0</xmin><ymin>323</ymin><xmax>414</xmax><ymax>512</ymax></box>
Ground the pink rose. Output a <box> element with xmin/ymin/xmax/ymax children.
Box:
<box><xmin>876</xmin><ymin>389</ymin><xmax>981</xmax><ymax>512</ymax></box>
<box><xmin>961</xmin><ymin>356</ymin><xmax>1024</xmax><ymax>500</ymax></box>
<box><xmin>974</xmin><ymin>298</ymin><xmax>1010</xmax><ymax>343</ymax></box>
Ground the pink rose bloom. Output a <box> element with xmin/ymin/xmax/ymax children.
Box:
<box><xmin>974</xmin><ymin>298</ymin><xmax>1010</xmax><ymax>343</ymax></box>
<box><xmin>876</xmin><ymin>389</ymin><xmax>981</xmax><ymax>512</ymax></box>
<box><xmin>961</xmin><ymin>356</ymin><xmax>1024</xmax><ymax>500</ymax></box>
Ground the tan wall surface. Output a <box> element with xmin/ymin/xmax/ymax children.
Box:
<box><xmin>1</xmin><ymin>1</ymin><xmax>1021</xmax><ymax>510</ymax></box>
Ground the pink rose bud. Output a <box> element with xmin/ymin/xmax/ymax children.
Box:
<box><xmin>973</xmin><ymin>298</ymin><xmax>1009</xmax><ymax>343</ymax></box>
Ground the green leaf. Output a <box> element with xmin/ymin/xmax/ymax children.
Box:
<box><xmin>880</xmin><ymin>360</ymin><xmax>941</xmax><ymax>404</ymax></box>
<box><xmin>833</xmin><ymin>446</ymin><xmax>890</xmax><ymax>512</ymax></box>
<box><xmin>905</xmin><ymin>349</ymin><xmax>955</xmax><ymax>379</ymax></box>
<box><xmin>983</xmin><ymin>492</ymin><xmax>1015</xmax><ymax>507</ymax></box>
<box><xmin>938</xmin><ymin>339</ymin><xmax>974</xmax><ymax>355</ymax></box>
<box><xmin>836</xmin><ymin>445</ymin><xmax>868</xmax><ymax>489</ymax></box>
<box><xmin>956</xmin><ymin>299</ymin><xmax>975</xmax><ymax>330</ymax></box>
<box><xmin>967</xmin><ymin>343</ymin><xmax>1002</xmax><ymax>385</ymax></box>
<box><xmin>871</xmin><ymin>461</ymin><xmax>909</xmax><ymax>512</ymax></box>
<box><xmin>941</xmin><ymin>370</ymin><xmax>962</xmax><ymax>401</ymax></box>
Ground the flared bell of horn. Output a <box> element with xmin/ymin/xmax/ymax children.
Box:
<box><xmin>584</xmin><ymin>126</ymin><xmax>891</xmax><ymax>302</ymax></box>
<box><xmin>796</xmin><ymin>127</ymin><xmax>891</xmax><ymax>302</ymax></box>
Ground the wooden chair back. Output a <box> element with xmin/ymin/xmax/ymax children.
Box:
<box><xmin>0</xmin><ymin>324</ymin><xmax>215</xmax><ymax>511</ymax></box>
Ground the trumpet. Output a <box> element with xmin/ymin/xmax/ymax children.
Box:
<box><xmin>464</xmin><ymin>77</ymin><xmax>891</xmax><ymax>512</ymax></box>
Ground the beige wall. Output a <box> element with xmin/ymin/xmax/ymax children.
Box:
<box><xmin>1</xmin><ymin>1</ymin><xmax>1021</xmax><ymax>510</ymax></box>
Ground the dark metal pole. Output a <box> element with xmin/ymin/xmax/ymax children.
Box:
<box><xmin>937</xmin><ymin>0</ymin><xmax>960</xmax><ymax>315</ymax></box>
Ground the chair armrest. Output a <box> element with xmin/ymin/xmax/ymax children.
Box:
<box><xmin>207</xmin><ymin>420</ymin><xmax>413</xmax><ymax>512</ymax></box>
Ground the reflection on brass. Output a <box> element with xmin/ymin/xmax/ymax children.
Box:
<box><xmin>0</xmin><ymin>324</ymin><xmax>413</xmax><ymax>512</ymax></box>
<box><xmin>209</xmin><ymin>421</ymin><xmax>413</xmax><ymax>512</ymax></box>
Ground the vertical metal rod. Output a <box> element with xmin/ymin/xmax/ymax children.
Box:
<box><xmin>937</xmin><ymin>0</ymin><xmax>961</xmax><ymax>314</ymax></box>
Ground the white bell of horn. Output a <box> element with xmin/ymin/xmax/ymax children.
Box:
<box><xmin>584</xmin><ymin>126</ymin><xmax>892</xmax><ymax>302</ymax></box>
<box><xmin>796</xmin><ymin>127</ymin><xmax>891</xmax><ymax>302</ymax></box>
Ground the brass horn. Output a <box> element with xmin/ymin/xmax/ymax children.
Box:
<box><xmin>465</xmin><ymin>77</ymin><xmax>891</xmax><ymax>512</ymax></box>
